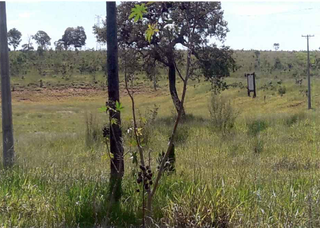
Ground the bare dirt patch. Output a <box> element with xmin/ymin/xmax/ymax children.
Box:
<box><xmin>8</xmin><ymin>83</ymin><xmax>165</xmax><ymax>103</ymax></box>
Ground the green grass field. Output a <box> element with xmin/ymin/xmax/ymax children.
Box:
<box><xmin>2</xmin><ymin>69</ymin><xmax>320</xmax><ymax>227</ymax></box>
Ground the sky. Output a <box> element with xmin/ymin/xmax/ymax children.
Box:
<box><xmin>4</xmin><ymin>1</ymin><xmax>320</xmax><ymax>51</ymax></box>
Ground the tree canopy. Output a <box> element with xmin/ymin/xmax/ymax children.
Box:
<box><xmin>32</xmin><ymin>30</ymin><xmax>51</xmax><ymax>50</ymax></box>
<box><xmin>93</xmin><ymin>2</ymin><xmax>235</xmax><ymax>114</ymax></box>
<box><xmin>58</xmin><ymin>26</ymin><xmax>87</xmax><ymax>50</ymax></box>
<box><xmin>21</xmin><ymin>36</ymin><xmax>34</xmax><ymax>52</ymax></box>
<box><xmin>7</xmin><ymin>28</ymin><xmax>22</xmax><ymax>51</ymax></box>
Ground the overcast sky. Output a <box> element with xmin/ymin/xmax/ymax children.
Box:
<box><xmin>5</xmin><ymin>1</ymin><xmax>320</xmax><ymax>51</ymax></box>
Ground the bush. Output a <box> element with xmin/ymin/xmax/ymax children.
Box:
<box><xmin>278</xmin><ymin>86</ymin><xmax>286</xmax><ymax>96</ymax></box>
<box><xmin>174</xmin><ymin>124</ymin><xmax>190</xmax><ymax>144</ymax></box>
<box><xmin>137</xmin><ymin>105</ymin><xmax>159</xmax><ymax>147</ymax></box>
<box><xmin>208</xmin><ymin>94</ymin><xmax>238</xmax><ymax>134</ymax></box>
<box><xmin>247</xmin><ymin>119</ymin><xmax>268</xmax><ymax>137</ymax></box>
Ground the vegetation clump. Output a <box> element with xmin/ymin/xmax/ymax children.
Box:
<box><xmin>247</xmin><ymin>119</ymin><xmax>268</xmax><ymax>137</ymax></box>
<box><xmin>208</xmin><ymin>94</ymin><xmax>238</xmax><ymax>134</ymax></box>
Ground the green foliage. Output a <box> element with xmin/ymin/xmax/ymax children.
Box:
<box><xmin>4</xmin><ymin>78</ymin><xmax>320</xmax><ymax>226</ymax></box>
<box><xmin>85</xmin><ymin>112</ymin><xmax>103</xmax><ymax>148</ymax></box>
<box><xmin>145</xmin><ymin>24</ymin><xmax>159</xmax><ymax>43</ymax></box>
<box><xmin>253</xmin><ymin>137</ymin><xmax>264</xmax><ymax>153</ymax></box>
<box><xmin>58</xmin><ymin>26</ymin><xmax>87</xmax><ymax>50</ymax></box>
<box><xmin>208</xmin><ymin>94</ymin><xmax>238</xmax><ymax>134</ymax></box>
<box><xmin>129</xmin><ymin>3</ymin><xmax>147</xmax><ymax>22</ymax></box>
<box><xmin>163</xmin><ymin>183</ymin><xmax>230</xmax><ymax>227</ymax></box>
<box><xmin>156</xmin><ymin>149</ymin><xmax>175</xmax><ymax>173</ymax></box>
<box><xmin>284</xmin><ymin>112</ymin><xmax>306</xmax><ymax>127</ymax></box>
<box><xmin>7</xmin><ymin>28</ymin><xmax>22</xmax><ymax>51</ymax></box>
<box><xmin>273</xmin><ymin>57</ymin><xmax>283</xmax><ymax>70</ymax></box>
<box><xmin>278</xmin><ymin>85</ymin><xmax>286</xmax><ymax>96</ymax></box>
<box><xmin>195</xmin><ymin>45</ymin><xmax>236</xmax><ymax>83</ymax></box>
<box><xmin>9</xmin><ymin>52</ymin><xmax>29</xmax><ymax>77</ymax></box>
<box><xmin>115</xmin><ymin>101</ymin><xmax>124</xmax><ymax>112</ymax></box>
<box><xmin>173</xmin><ymin>124</ymin><xmax>190</xmax><ymax>144</ymax></box>
<box><xmin>32</xmin><ymin>30</ymin><xmax>51</xmax><ymax>49</ymax></box>
<box><xmin>126</xmin><ymin>105</ymin><xmax>159</xmax><ymax>151</ymax></box>
<box><xmin>247</xmin><ymin>119</ymin><xmax>268</xmax><ymax>137</ymax></box>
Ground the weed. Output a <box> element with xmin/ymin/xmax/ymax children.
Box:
<box><xmin>278</xmin><ymin>85</ymin><xmax>286</xmax><ymax>96</ymax></box>
<box><xmin>247</xmin><ymin>119</ymin><xmax>268</xmax><ymax>137</ymax></box>
<box><xmin>208</xmin><ymin>94</ymin><xmax>238</xmax><ymax>134</ymax></box>
<box><xmin>253</xmin><ymin>138</ymin><xmax>264</xmax><ymax>154</ymax></box>
<box><xmin>85</xmin><ymin>112</ymin><xmax>103</xmax><ymax>148</ymax></box>
<box><xmin>284</xmin><ymin>112</ymin><xmax>306</xmax><ymax>127</ymax></box>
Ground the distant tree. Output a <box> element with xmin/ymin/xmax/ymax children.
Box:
<box><xmin>58</xmin><ymin>26</ymin><xmax>87</xmax><ymax>50</ymax></box>
<box><xmin>273</xmin><ymin>43</ymin><xmax>279</xmax><ymax>51</ymax></box>
<box><xmin>54</xmin><ymin>40</ymin><xmax>64</xmax><ymax>51</ymax></box>
<box><xmin>194</xmin><ymin>45</ymin><xmax>235</xmax><ymax>93</ymax></box>
<box><xmin>7</xmin><ymin>28</ymin><xmax>22</xmax><ymax>51</ymax></box>
<box><xmin>32</xmin><ymin>30</ymin><xmax>51</xmax><ymax>49</ymax></box>
<box><xmin>21</xmin><ymin>36</ymin><xmax>34</xmax><ymax>51</ymax></box>
<box><xmin>94</xmin><ymin>2</ymin><xmax>234</xmax><ymax>116</ymax></box>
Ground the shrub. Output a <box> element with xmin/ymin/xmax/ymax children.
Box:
<box><xmin>173</xmin><ymin>124</ymin><xmax>190</xmax><ymax>144</ymax></box>
<box><xmin>208</xmin><ymin>94</ymin><xmax>238</xmax><ymax>134</ymax></box>
<box><xmin>278</xmin><ymin>86</ymin><xmax>286</xmax><ymax>96</ymax></box>
<box><xmin>247</xmin><ymin>119</ymin><xmax>268</xmax><ymax>137</ymax></box>
<box><xmin>137</xmin><ymin>104</ymin><xmax>159</xmax><ymax>147</ymax></box>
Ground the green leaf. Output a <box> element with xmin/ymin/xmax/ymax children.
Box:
<box><xmin>101</xmin><ymin>153</ymin><xmax>109</xmax><ymax>161</ymax></box>
<box><xmin>136</xmin><ymin>127</ymin><xmax>143</xmax><ymax>136</ymax></box>
<box><xmin>99</xmin><ymin>106</ymin><xmax>108</xmax><ymax>112</ymax></box>
<box><xmin>111</xmin><ymin>118</ymin><xmax>118</xmax><ymax>125</ymax></box>
<box><xmin>130</xmin><ymin>151</ymin><xmax>138</xmax><ymax>165</ymax></box>
<box><xmin>145</xmin><ymin>23</ymin><xmax>159</xmax><ymax>43</ymax></box>
<box><xmin>115</xmin><ymin>101</ymin><xmax>124</xmax><ymax>112</ymax></box>
<box><xmin>141</xmin><ymin>117</ymin><xmax>147</xmax><ymax>124</ymax></box>
<box><xmin>129</xmin><ymin>3</ymin><xmax>147</xmax><ymax>22</ymax></box>
<box><xmin>130</xmin><ymin>139</ymin><xmax>137</xmax><ymax>147</ymax></box>
<box><xmin>101</xmin><ymin>152</ymin><xmax>114</xmax><ymax>161</ymax></box>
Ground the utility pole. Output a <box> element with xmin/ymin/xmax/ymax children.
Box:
<box><xmin>0</xmin><ymin>2</ymin><xmax>14</xmax><ymax>167</ymax></box>
<box><xmin>302</xmin><ymin>34</ymin><xmax>314</xmax><ymax>110</ymax></box>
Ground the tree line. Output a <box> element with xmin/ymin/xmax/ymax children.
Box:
<box><xmin>7</xmin><ymin>26</ymin><xmax>87</xmax><ymax>51</ymax></box>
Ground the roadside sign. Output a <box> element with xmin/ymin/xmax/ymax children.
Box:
<box><xmin>245</xmin><ymin>72</ymin><xmax>256</xmax><ymax>98</ymax></box>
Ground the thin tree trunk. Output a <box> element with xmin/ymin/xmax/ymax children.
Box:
<box><xmin>0</xmin><ymin>2</ymin><xmax>14</xmax><ymax>168</ymax></box>
<box><xmin>168</xmin><ymin>62</ymin><xmax>185</xmax><ymax>116</ymax></box>
<box><xmin>107</xmin><ymin>1</ymin><xmax>124</xmax><ymax>202</ymax></box>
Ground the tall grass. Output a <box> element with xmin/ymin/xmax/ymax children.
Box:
<box><xmin>208</xmin><ymin>93</ymin><xmax>238</xmax><ymax>134</ymax></box>
<box><xmin>2</xmin><ymin>78</ymin><xmax>320</xmax><ymax>226</ymax></box>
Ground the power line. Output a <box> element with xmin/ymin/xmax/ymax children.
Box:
<box><xmin>302</xmin><ymin>34</ymin><xmax>314</xmax><ymax>110</ymax></box>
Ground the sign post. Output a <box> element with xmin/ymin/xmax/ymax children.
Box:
<box><xmin>245</xmin><ymin>72</ymin><xmax>256</xmax><ymax>98</ymax></box>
